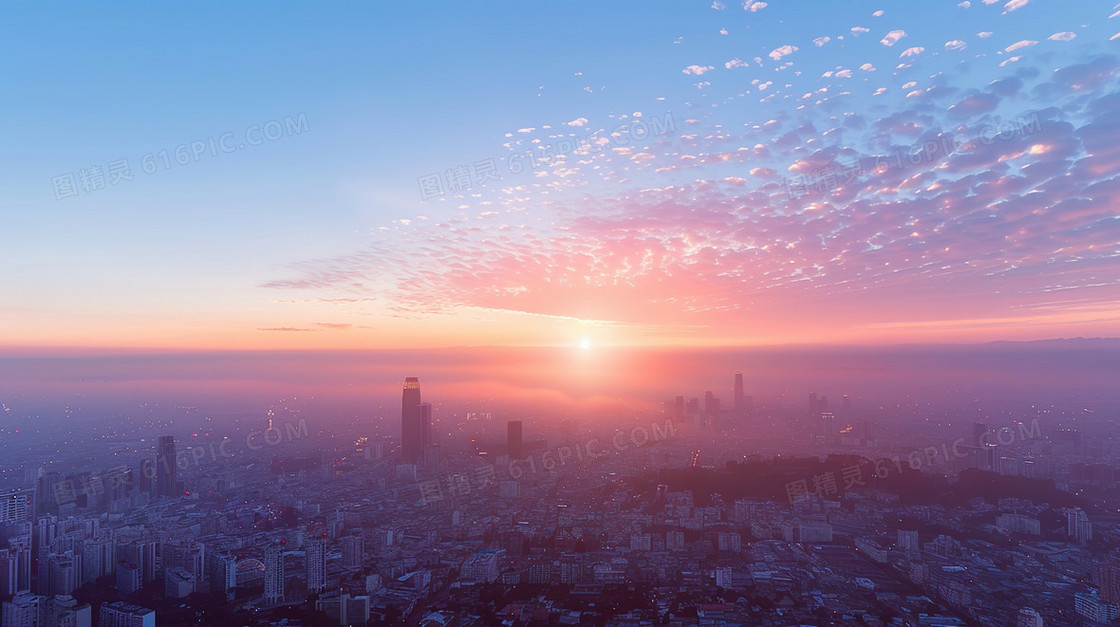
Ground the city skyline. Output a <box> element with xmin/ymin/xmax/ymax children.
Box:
<box><xmin>2</xmin><ymin>1</ymin><xmax>1120</xmax><ymax>625</ymax></box>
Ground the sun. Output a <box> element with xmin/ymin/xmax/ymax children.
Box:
<box><xmin>579</xmin><ymin>337</ymin><xmax>591</xmax><ymax>350</ymax></box>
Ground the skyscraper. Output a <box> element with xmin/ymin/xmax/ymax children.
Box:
<box><xmin>419</xmin><ymin>402</ymin><xmax>433</xmax><ymax>450</ymax></box>
<box><xmin>401</xmin><ymin>377</ymin><xmax>423</xmax><ymax>462</ymax></box>
<box><xmin>306</xmin><ymin>536</ymin><xmax>327</xmax><ymax>593</ymax></box>
<box><xmin>340</xmin><ymin>536</ymin><xmax>364</xmax><ymax>571</ymax></box>
<box><xmin>704</xmin><ymin>391</ymin><xmax>719</xmax><ymax>424</ymax></box>
<box><xmin>821</xmin><ymin>412</ymin><xmax>835</xmax><ymax>446</ymax></box>
<box><xmin>0</xmin><ymin>487</ymin><xmax>33</xmax><ymax>523</ymax></box>
<box><xmin>733</xmin><ymin>372</ymin><xmax>745</xmax><ymax>418</ymax></box>
<box><xmin>507</xmin><ymin>421</ymin><xmax>523</xmax><ymax>460</ymax></box>
<box><xmin>264</xmin><ymin>545</ymin><xmax>285</xmax><ymax>606</ymax></box>
<box><xmin>139</xmin><ymin>459</ymin><xmax>154</xmax><ymax>495</ymax></box>
<box><xmin>156</xmin><ymin>436</ymin><xmax>177</xmax><ymax>498</ymax></box>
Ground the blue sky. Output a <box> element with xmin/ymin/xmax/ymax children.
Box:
<box><xmin>2</xmin><ymin>1</ymin><xmax>1118</xmax><ymax>349</ymax></box>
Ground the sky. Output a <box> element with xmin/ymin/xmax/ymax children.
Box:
<box><xmin>2</xmin><ymin>1</ymin><xmax>1119</xmax><ymax>351</ymax></box>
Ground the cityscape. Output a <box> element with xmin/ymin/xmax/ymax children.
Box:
<box><xmin>4</xmin><ymin>1</ymin><xmax>1120</xmax><ymax>626</ymax></box>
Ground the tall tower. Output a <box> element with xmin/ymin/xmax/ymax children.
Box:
<box><xmin>507</xmin><ymin>421</ymin><xmax>523</xmax><ymax>460</ymax></box>
<box><xmin>420</xmin><ymin>402</ymin><xmax>433</xmax><ymax>450</ymax></box>
<box><xmin>733</xmin><ymin>372</ymin><xmax>745</xmax><ymax>418</ymax></box>
<box><xmin>156</xmin><ymin>436</ymin><xmax>177</xmax><ymax>498</ymax></box>
<box><xmin>821</xmin><ymin>412</ymin><xmax>835</xmax><ymax>446</ymax></box>
<box><xmin>264</xmin><ymin>545</ymin><xmax>285</xmax><ymax>606</ymax></box>
<box><xmin>306</xmin><ymin>536</ymin><xmax>327</xmax><ymax>593</ymax></box>
<box><xmin>401</xmin><ymin>378</ymin><xmax>423</xmax><ymax>462</ymax></box>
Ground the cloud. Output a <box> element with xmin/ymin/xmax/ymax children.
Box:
<box><xmin>978</xmin><ymin>31</ymin><xmax>993</xmax><ymax>38</ymax></box>
<box><xmin>566</xmin><ymin>117</ymin><xmax>589</xmax><ymax>127</ymax></box>
<box><xmin>860</xmin><ymin>63</ymin><xmax>877</xmax><ymax>71</ymax></box>
<box><xmin>725</xmin><ymin>57</ymin><xmax>749</xmax><ymax>69</ymax></box>
<box><xmin>880</xmin><ymin>29</ymin><xmax>907</xmax><ymax>46</ymax></box>
<box><xmin>769</xmin><ymin>45</ymin><xmax>799</xmax><ymax>61</ymax></box>
<box><xmin>900</xmin><ymin>46</ymin><xmax>926</xmax><ymax>57</ymax></box>
<box><xmin>1005</xmin><ymin>40</ymin><xmax>1038</xmax><ymax>52</ymax></box>
<box><xmin>1048</xmin><ymin>32</ymin><xmax>1076</xmax><ymax>42</ymax></box>
<box><xmin>948</xmin><ymin>92</ymin><xmax>1000</xmax><ymax>116</ymax></box>
<box><xmin>258</xmin><ymin>327</ymin><xmax>312</xmax><ymax>332</ymax></box>
<box><xmin>264</xmin><ymin>44</ymin><xmax>1120</xmax><ymax>346</ymax></box>
<box><xmin>1003</xmin><ymin>0</ymin><xmax>1028</xmax><ymax>12</ymax></box>
<box><xmin>683</xmin><ymin>65</ymin><xmax>715</xmax><ymax>75</ymax></box>
<box><xmin>813</xmin><ymin>36</ymin><xmax>831</xmax><ymax>47</ymax></box>
<box><xmin>742</xmin><ymin>0</ymin><xmax>767</xmax><ymax>11</ymax></box>
<box><xmin>711</xmin><ymin>0</ymin><xmax>725</xmax><ymax>8</ymax></box>
<box><xmin>945</xmin><ymin>40</ymin><xmax>968</xmax><ymax>51</ymax></box>
<box><xmin>851</xmin><ymin>26</ymin><xmax>870</xmax><ymax>35</ymax></box>
<box><xmin>958</xmin><ymin>1</ymin><xmax>971</xmax><ymax>6</ymax></box>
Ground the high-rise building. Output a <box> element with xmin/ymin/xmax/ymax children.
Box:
<box><xmin>48</xmin><ymin>554</ymin><xmax>77</xmax><ymax>597</ymax></box>
<box><xmin>685</xmin><ymin>397</ymin><xmax>699</xmax><ymax>420</ymax></box>
<box><xmin>418</xmin><ymin>402</ymin><xmax>437</xmax><ymax>465</ymax></box>
<box><xmin>164</xmin><ymin>568</ymin><xmax>194</xmax><ymax>599</ymax></box>
<box><xmin>315</xmin><ymin>592</ymin><xmax>371</xmax><ymax>626</ymax></box>
<box><xmin>263</xmin><ymin>545</ymin><xmax>285</xmax><ymax>606</ymax></box>
<box><xmin>115</xmin><ymin>562</ymin><xmax>141</xmax><ymax>594</ymax></box>
<box><xmin>156</xmin><ymin>436</ymin><xmax>177</xmax><ymax>499</ymax></box>
<box><xmin>704</xmin><ymin>392</ymin><xmax>720</xmax><ymax>423</ymax></box>
<box><xmin>2</xmin><ymin>591</ymin><xmax>45</xmax><ymax>627</ymax></box>
<box><xmin>733</xmin><ymin>372</ymin><xmax>745</xmax><ymax>417</ymax></box>
<box><xmin>1093</xmin><ymin>556</ymin><xmax>1120</xmax><ymax>604</ymax></box>
<box><xmin>1067</xmin><ymin>507</ymin><xmax>1093</xmax><ymax>544</ymax></box>
<box><xmin>210</xmin><ymin>553</ymin><xmax>237</xmax><ymax>597</ymax></box>
<box><xmin>165</xmin><ymin>543</ymin><xmax>202</xmax><ymax>592</ymax></box>
<box><xmin>0</xmin><ymin>549</ymin><xmax>19</xmax><ymax>598</ymax></box>
<box><xmin>36</xmin><ymin>470</ymin><xmax>60</xmax><ymax>517</ymax></box>
<box><xmin>821</xmin><ymin>412</ymin><xmax>835</xmax><ymax>445</ymax></box>
<box><xmin>0</xmin><ymin>487</ymin><xmax>34</xmax><ymax>524</ymax></box>
<box><xmin>32</xmin><ymin>515</ymin><xmax>56</xmax><ymax>595</ymax></box>
<box><xmin>306</xmin><ymin>536</ymin><xmax>327</xmax><ymax>593</ymax></box>
<box><xmin>117</xmin><ymin>540</ymin><xmax>156</xmax><ymax>584</ymax></box>
<box><xmin>99</xmin><ymin>601</ymin><xmax>155</xmax><ymax>627</ymax></box>
<box><xmin>897</xmin><ymin>529</ymin><xmax>920</xmax><ymax>557</ymax></box>
<box><xmin>340</xmin><ymin>536</ymin><xmax>363</xmax><ymax>570</ymax></box>
<box><xmin>401</xmin><ymin>378</ymin><xmax>424</xmax><ymax>462</ymax></box>
<box><xmin>507</xmin><ymin>421</ymin><xmax>523</xmax><ymax>460</ymax></box>
<box><xmin>138</xmin><ymin>459</ymin><xmax>154</xmax><ymax>495</ymax></box>
<box><xmin>81</xmin><ymin>536</ymin><xmax>114</xmax><ymax>584</ymax></box>
<box><xmin>45</xmin><ymin>594</ymin><xmax>91</xmax><ymax>627</ymax></box>
<box><xmin>1075</xmin><ymin>590</ymin><xmax>1119</xmax><ymax>623</ymax></box>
